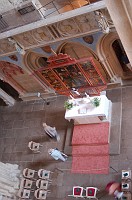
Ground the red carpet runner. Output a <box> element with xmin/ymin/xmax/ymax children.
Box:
<box><xmin>71</xmin><ymin>122</ymin><xmax>110</xmax><ymax>174</ymax></box>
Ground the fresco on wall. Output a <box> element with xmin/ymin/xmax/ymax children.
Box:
<box><xmin>8</xmin><ymin>55</ymin><xmax>18</xmax><ymax>61</ymax></box>
<box><xmin>0</xmin><ymin>52</ymin><xmax>25</xmax><ymax>70</ymax></box>
<box><xmin>41</xmin><ymin>46</ymin><xmax>52</xmax><ymax>53</ymax></box>
<box><xmin>83</xmin><ymin>35</ymin><xmax>94</xmax><ymax>44</ymax></box>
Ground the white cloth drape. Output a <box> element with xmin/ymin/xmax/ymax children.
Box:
<box><xmin>0</xmin><ymin>162</ymin><xmax>21</xmax><ymax>199</ymax></box>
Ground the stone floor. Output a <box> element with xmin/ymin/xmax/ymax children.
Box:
<box><xmin>0</xmin><ymin>86</ymin><xmax>132</xmax><ymax>200</ymax></box>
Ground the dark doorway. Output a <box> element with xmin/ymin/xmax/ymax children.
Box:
<box><xmin>0</xmin><ymin>80</ymin><xmax>22</xmax><ymax>101</ymax></box>
<box><xmin>112</xmin><ymin>39</ymin><xmax>131</xmax><ymax>73</ymax></box>
<box><xmin>0</xmin><ymin>98</ymin><xmax>6</xmax><ymax>106</ymax></box>
<box><xmin>38</xmin><ymin>57</ymin><xmax>48</xmax><ymax>67</ymax></box>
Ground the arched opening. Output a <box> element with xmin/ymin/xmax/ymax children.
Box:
<box><xmin>0</xmin><ymin>98</ymin><xmax>6</xmax><ymax>106</ymax></box>
<box><xmin>56</xmin><ymin>42</ymin><xmax>98</xmax><ymax>59</ymax></box>
<box><xmin>23</xmin><ymin>51</ymin><xmax>55</xmax><ymax>94</ymax></box>
<box><xmin>97</xmin><ymin>32</ymin><xmax>132</xmax><ymax>82</ymax></box>
<box><xmin>0</xmin><ymin>79</ymin><xmax>21</xmax><ymax>101</ymax></box>
<box><xmin>23</xmin><ymin>51</ymin><xmax>49</xmax><ymax>71</ymax></box>
<box><xmin>112</xmin><ymin>39</ymin><xmax>132</xmax><ymax>75</ymax></box>
<box><xmin>38</xmin><ymin>57</ymin><xmax>48</xmax><ymax>67</ymax></box>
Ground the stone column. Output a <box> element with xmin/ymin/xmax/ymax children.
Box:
<box><xmin>104</xmin><ymin>0</ymin><xmax>132</xmax><ymax>68</ymax></box>
<box><xmin>0</xmin><ymin>89</ymin><xmax>15</xmax><ymax>106</ymax></box>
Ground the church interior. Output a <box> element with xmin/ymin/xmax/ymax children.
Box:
<box><xmin>0</xmin><ymin>0</ymin><xmax>132</xmax><ymax>199</ymax></box>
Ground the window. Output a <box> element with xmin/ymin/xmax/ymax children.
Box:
<box><xmin>0</xmin><ymin>15</ymin><xmax>8</xmax><ymax>30</ymax></box>
<box><xmin>18</xmin><ymin>5</ymin><xmax>35</xmax><ymax>15</ymax></box>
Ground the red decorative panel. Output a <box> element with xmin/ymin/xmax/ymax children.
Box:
<box><xmin>34</xmin><ymin>53</ymin><xmax>107</xmax><ymax>97</ymax></box>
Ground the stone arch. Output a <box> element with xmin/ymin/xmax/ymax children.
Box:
<box><xmin>96</xmin><ymin>32</ymin><xmax>132</xmax><ymax>82</ymax></box>
<box><xmin>23</xmin><ymin>51</ymin><xmax>54</xmax><ymax>93</ymax></box>
<box><xmin>23</xmin><ymin>51</ymin><xmax>46</xmax><ymax>74</ymax></box>
<box><xmin>56</xmin><ymin>41</ymin><xmax>110</xmax><ymax>83</ymax></box>
<box><xmin>56</xmin><ymin>41</ymin><xmax>98</xmax><ymax>60</ymax></box>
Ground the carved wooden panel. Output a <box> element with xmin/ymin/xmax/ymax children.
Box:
<box><xmin>33</xmin><ymin>53</ymin><xmax>107</xmax><ymax>97</ymax></box>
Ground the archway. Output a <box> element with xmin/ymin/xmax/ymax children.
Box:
<box><xmin>0</xmin><ymin>61</ymin><xmax>26</xmax><ymax>105</ymax></box>
<box><xmin>96</xmin><ymin>32</ymin><xmax>132</xmax><ymax>82</ymax></box>
<box><xmin>56</xmin><ymin>42</ymin><xmax>98</xmax><ymax>60</ymax></box>
<box><xmin>0</xmin><ymin>98</ymin><xmax>6</xmax><ymax>106</ymax></box>
<box><xmin>0</xmin><ymin>79</ymin><xmax>20</xmax><ymax>101</ymax></box>
<box><xmin>112</xmin><ymin>39</ymin><xmax>132</xmax><ymax>78</ymax></box>
<box><xmin>23</xmin><ymin>51</ymin><xmax>55</xmax><ymax>94</ymax></box>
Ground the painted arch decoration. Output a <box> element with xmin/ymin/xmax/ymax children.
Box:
<box><xmin>0</xmin><ymin>61</ymin><xmax>26</xmax><ymax>95</ymax></box>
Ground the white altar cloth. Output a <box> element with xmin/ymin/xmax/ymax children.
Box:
<box><xmin>65</xmin><ymin>95</ymin><xmax>112</xmax><ymax>124</ymax></box>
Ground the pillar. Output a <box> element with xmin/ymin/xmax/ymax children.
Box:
<box><xmin>104</xmin><ymin>0</ymin><xmax>132</xmax><ymax>68</ymax></box>
<box><xmin>0</xmin><ymin>89</ymin><xmax>15</xmax><ymax>106</ymax></box>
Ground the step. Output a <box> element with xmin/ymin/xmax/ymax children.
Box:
<box><xmin>72</xmin><ymin>122</ymin><xmax>110</xmax><ymax>146</ymax></box>
<box><xmin>63</xmin><ymin>120</ymin><xmax>74</xmax><ymax>156</ymax></box>
<box><xmin>71</xmin><ymin>155</ymin><xmax>109</xmax><ymax>174</ymax></box>
<box><xmin>72</xmin><ymin>144</ymin><xmax>109</xmax><ymax>156</ymax></box>
<box><xmin>121</xmin><ymin>79</ymin><xmax>132</xmax><ymax>86</ymax></box>
<box><xmin>106</xmin><ymin>88</ymin><xmax>122</xmax><ymax>155</ymax></box>
<box><xmin>109</xmin><ymin>102</ymin><xmax>122</xmax><ymax>155</ymax></box>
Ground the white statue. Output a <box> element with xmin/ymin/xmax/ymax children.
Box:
<box><xmin>43</xmin><ymin>123</ymin><xmax>60</xmax><ymax>141</ymax></box>
<box><xmin>95</xmin><ymin>11</ymin><xmax>110</xmax><ymax>33</ymax></box>
<box><xmin>8</xmin><ymin>37</ymin><xmax>25</xmax><ymax>55</ymax></box>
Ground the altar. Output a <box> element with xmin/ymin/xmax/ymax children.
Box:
<box><xmin>65</xmin><ymin>94</ymin><xmax>112</xmax><ymax>124</ymax></box>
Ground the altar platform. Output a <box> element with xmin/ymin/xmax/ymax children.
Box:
<box><xmin>71</xmin><ymin>122</ymin><xmax>110</xmax><ymax>174</ymax></box>
<box><xmin>65</xmin><ymin>94</ymin><xmax>112</xmax><ymax>124</ymax></box>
